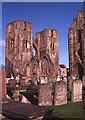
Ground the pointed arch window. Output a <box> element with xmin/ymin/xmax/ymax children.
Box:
<box><xmin>50</xmin><ymin>42</ymin><xmax>54</xmax><ymax>52</ymax></box>
<box><xmin>23</xmin><ymin>39</ymin><xmax>28</xmax><ymax>48</ymax></box>
<box><xmin>51</xmin><ymin>30</ymin><xmax>53</xmax><ymax>37</ymax></box>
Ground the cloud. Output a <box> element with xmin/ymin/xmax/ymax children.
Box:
<box><xmin>0</xmin><ymin>40</ymin><xmax>5</xmax><ymax>47</ymax></box>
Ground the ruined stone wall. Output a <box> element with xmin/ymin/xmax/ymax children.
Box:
<box><xmin>6</xmin><ymin>20</ymin><xmax>59</xmax><ymax>82</ymax></box>
<box><xmin>0</xmin><ymin>68</ymin><xmax>7</xmax><ymax>102</ymax></box>
<box><xmin>68</xmin><ymin>10</ymin><xmax>85</xmax><ymax>79</ymax></box>
<box><xmin>35</xmin><ymin>29</ymin><xmax>59</xmax><ymax>79</ymax></box>
<box><xmin>5</xmin><ymin>20</ymin><xmax>33</xmax><ymax>78</ymax></box>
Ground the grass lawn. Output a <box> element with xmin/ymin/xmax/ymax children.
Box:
<box><xmin>52</xmin><ymin>101</ymin><xmax>84</xmax><ymax>120</ymax></box>
<box><xmin>51</xmin><ymin>91</ymin><xmax>85</xmax><ymax>120</ymax></box>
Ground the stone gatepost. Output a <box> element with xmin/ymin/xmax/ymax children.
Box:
<box><xmin>38</xmin><ymin>84</ymin><xmax>53</xmax><ymax>106</ymax></box>
<box><xmin>72</xmin><ymin>80</ymin><xmax>82</xmax><ymax>102</ymax></box>
<box><xmin>54</xmin><ymin>81</ymin><xmax>67</xmax><ymax>106</ymax></box>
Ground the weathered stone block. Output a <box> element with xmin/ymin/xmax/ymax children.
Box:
<box><xmin>72</xmin><ymin>80</ymin><xmax>82</xmax><ymax>102</ymax></box>
<box><xmin>38</xmin><ymin>84</ymin><xmax>53</xmax><ymax>106</ymax></box>
<box><xmin>54</xmin><ymin>81</ymin><xmax>67</xmax><ymax>106</ymax></box>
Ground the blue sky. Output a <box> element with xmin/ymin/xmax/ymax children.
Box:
<box><xmin>1</xmin><ymin>2</ymin><xmax>83</xmax><ymax>67</ymax></box>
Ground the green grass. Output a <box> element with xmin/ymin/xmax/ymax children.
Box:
<box><xmin>52</xmin><ymin>101</ymin><xmax>83</xmax><ymax>119</ymax></box>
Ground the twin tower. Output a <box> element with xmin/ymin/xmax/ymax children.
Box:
<box><xmin>6</xmin><ymin>10</ymin><xmax>85</xmax><ymax>82</ymax></box>
<box><xmin>5</xmin><ymin>20</ymin><xmax>59</xmax><ymax>81</ymax></box>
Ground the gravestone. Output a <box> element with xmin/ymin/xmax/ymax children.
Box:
<box><xmin>38</xmin><ymin>84</ymin><xmax>53</xmax><ymax>106</ymax></box>
<box><xmin>54</xmin><ymin>81</ymin><xmax>67</xmax><ymax>105</ymax></box>
<box><xmin>72</xmin><ymin>80</ymin><xmax>82</xmax><ymax>102</ymax></box>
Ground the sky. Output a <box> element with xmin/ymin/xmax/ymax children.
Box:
<box><xmin>1</xmin><ymin>2</ymin><xmax>84</xmax><ymax>67</ymax></box>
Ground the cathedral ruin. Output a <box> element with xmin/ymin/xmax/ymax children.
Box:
<box><xmin>5</xmin><ymin>20</ymin><xmax>60</xmax><ymax>83</ymax></box>
<box><xmin>68</xmin><ymin>10</ymin><xmax>85</xmax><ymax>80</ymax></box>
<box><xmin>3</xmin><ymin>10</ymin><xmax>84</xmax><ymax>112</ymax></box>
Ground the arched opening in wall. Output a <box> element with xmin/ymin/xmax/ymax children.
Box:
<box><xmin>78</xmin><ymin>30</ymin><xmax>82</xmax><ymax>60</ymax></box>
<box><xmin>78</xmin><ymin>63</ymin><xmax>83</xmax><ymax>80</ymax></box>
<box><xmin>22</xmin><ymin>39</ymin><xmax>28</xmax><ymax>52</ymax></box>
<box><xmin>41</xmin><ymin>56</ymin><xmax>49</xmax><ymax>76</ymax></box>
<box><xmin>51</xmin><ymin>30</ymin><xmax>53</xmax><ymax>37</ymax></box>
<box><xmin>50</xmin><ymin>42</ymin><xmax>54</xmax><ymax>52</ymax></box>
<box><xmin>9</xmin><ymin>39</ymin><xmax>14</xmax><ymax>53</ymax></box>
<box><xmin>33</xmin><ymin>46</ymin><xmax>37</xmax><ymax>59</ymax></box>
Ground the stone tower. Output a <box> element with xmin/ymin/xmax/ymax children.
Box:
<box><xmin>5</xmin><ymin>20</ymin><xmax>33</xmax><ymax>78</ymax></box>
<box><xmin>68</xmin><ymin>10</ymin><xmax>85</xmax><ymax>80</ymax></box>
<box><xmin>34</xmin><ymin>28</ymin><xmax>59</xmax><ymax>80</ymax></box>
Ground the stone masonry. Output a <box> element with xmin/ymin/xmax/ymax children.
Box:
<box><xmin>34</xmin><ymin>29</ymin><xmax>60</xmax><ymax>80</ymax></box>
<box><xmin>68</xmin><ymin>10</ymin><xmax>85</xmax><ymax>80</ymax></box>
<box><xmin>5</xmin><ymin>20</ymin><xmax>33</xmax><ymax>79</ymax></box>
<box><xmin>5</xmin><ymin>20</ymin><xmax>60</xmax><ymax>84</ymax></box>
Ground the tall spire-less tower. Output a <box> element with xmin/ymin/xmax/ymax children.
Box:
<box><xmin>5</xmin><ymin>20</ymin><xmax>33</xmax><ymax>78</ymax></box>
